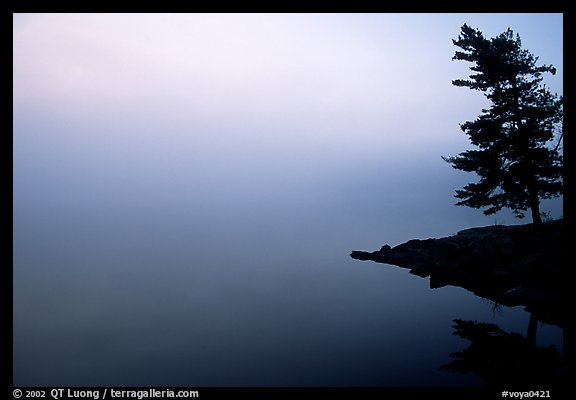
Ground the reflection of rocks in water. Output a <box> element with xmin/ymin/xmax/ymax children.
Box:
<box><xmin>441</xmin><ymin>319</ymin><xmax>563</xmax><ymax>387</ymax></box>
<box><xmin>350</xmin><ymin>220</ymin><xmax>563</xmax><ymax>328</ymax></box>
<box><xmin>351</xmin><ymin>221</ymin><xmax>564</xmax><ymax>387</ymax></box>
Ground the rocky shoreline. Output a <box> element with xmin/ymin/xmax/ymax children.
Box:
<box><xmin>350</xmin><ymin>220</ymin><xmax>564</xmax><ymax>328</ymax></box>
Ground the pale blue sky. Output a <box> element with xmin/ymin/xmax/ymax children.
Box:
<box><xmin>13</xmin><ymin>13</ymin><xmax>563</xmax><ymax>241</ymax></box>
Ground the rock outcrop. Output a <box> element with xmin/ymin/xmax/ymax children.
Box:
<box><xmin>351</xmin><ymin>220</ymin><xmax>564</xmax><ymax>327</ymax></box>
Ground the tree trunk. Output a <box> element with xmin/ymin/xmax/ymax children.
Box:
<box><xmin>527</xmin><ymin>312</ymin><xmax>538</xmax><ymax>346</ymax></box>
<box><xmin>527</xmin><ymin>178</ymin><xmax>543</xmax><ymax>227</ymax></box>
<box><xmin>511</xmin><ymin>79</ymin><xmax>543</xmax><ymax>228</ymax></box>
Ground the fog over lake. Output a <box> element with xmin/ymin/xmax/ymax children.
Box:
<box><xmin>13</xmin><ymin>13</ymin><xmax>563</xmax><ymax>386</ymax></box>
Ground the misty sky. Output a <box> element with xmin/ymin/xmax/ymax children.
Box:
<box><xmin>13</xmin><ymin>13</ymin><xmax>563</xmax><ymax>245</ymax></box>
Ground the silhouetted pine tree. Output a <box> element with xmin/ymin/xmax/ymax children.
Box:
<box><xmin>443</xmin><ymin>24</ymin><xmax>563</xmax><ymax>226</ymax></box>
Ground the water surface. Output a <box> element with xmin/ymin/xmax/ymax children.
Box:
<box><xmin>13</xmin><ymin>193</ymin><xmax>562</xmax><ymax>386</ymax></box>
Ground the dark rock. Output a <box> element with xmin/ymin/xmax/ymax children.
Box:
<box><xmin>350</xmin><ymin>220</ymin><xmax>564</xmax><ymax>327</ymax></box>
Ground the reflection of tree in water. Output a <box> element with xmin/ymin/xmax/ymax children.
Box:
<box><xmin>442</xmin><ymin>319</ymin><xmax>563</xmax><ymax>387</ymax></box>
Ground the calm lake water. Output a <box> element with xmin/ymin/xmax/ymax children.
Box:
<box><xmin>13</xmin><ymin>195</ymin><xmax>562</xmax><ymax>387</ymax></box>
